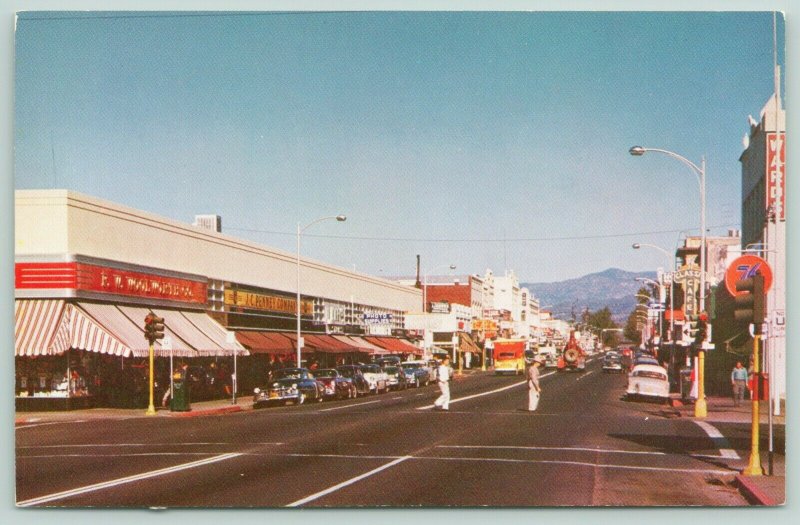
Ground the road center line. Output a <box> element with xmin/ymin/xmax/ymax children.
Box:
<box><xmin>576</xmin><ymin>371</ymin><xmax>595</xmax><ymax>381</ymax></box>
<box><xmin>286</xmin><ymin>456</ymin><xmax>411</xmax><ymax>507</ymax></box>
<box><xmin>18</xmin><ymin>442</ymin><xmax>284</xmax><ymax>449</ymax></box>
<box><xmin>318</xmin><ymin>400</ymin><xmax>381</xmax><ymax>412</ymax></box>
<box><xmin>16</xmin><ymin>452</ymin><xmax>243</xmax><ymax>507</ymax></box>
<box><xmin>417</xmin><ymin>371</ymin><xmax>556</xmax><ymax>410</ymax></box>
<box><xmin>693</xmin><ymin>421</ymin><xmax>740</xmax><ymax>459</ymax></box>
<box><xmin>436</xmin><ymin>445</ymin><xmax>667</xmax><ymax>456</ymax></box>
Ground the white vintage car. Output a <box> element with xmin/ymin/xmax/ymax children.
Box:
<box><xmin>626</xmin><ymin>364</ymin><xmax>669</xmax><ymax>400</ymax></box>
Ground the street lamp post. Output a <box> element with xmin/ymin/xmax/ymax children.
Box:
<box><xmin>421</xmin><ymin>263</ymin><xmax>456</xmax><ymax>361</ymax></box>
<box><xmin>630</xmin><ymin>145</ymin><xmax>707</xmax><ymax>418</ymax></box>
<box><xmin>633</xmin><ymin>243</ymin><xmax>676</xmax><ymax>345</ymax></box>
<box><xmin>297</xmin><ymin>215</ymin><xmax>347</xmax><ymax>368</ymax></box>
<box><xmin>635</xmin><ymin>276</ymin><xmax>664</xmax><ymax>348</ymax></box>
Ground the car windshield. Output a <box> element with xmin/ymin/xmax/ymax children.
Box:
<box><xmin>384</xmin><ymin>366</ymin><xmax>399</xmax><ymax>374</ymax></box>
<box><xmin>336</xmin><ymin>368</ymin><xmax>355</xmax><ymax>378</ymax></box>
<box><xmin>402</xmin><ymin>363</ymin><xmax>420</xmax><ymax>370</ymax></box>
<box><xmin>315</xmin><ymin>369</ymin><xmax>337</xmax><ymax>378</ymax></box>
<box><xmin>274</xmin><ymin>369</ymin><xmax>305</xmax><ymax>380</ymax></box>
<box><xmin>361</xmin><ymin>365</ymin><xmax>379</xmax><ymax>373</ymax></box>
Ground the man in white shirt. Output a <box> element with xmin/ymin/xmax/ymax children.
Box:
<box><xmin>527</xmin><ymin>358</ymin><xmax>543</xmax><ymax>411</ymax></box>
<box><xmin>434</xmin><ymin>356</ymin><xmax>451</xmax><ymax>410</ymax></box>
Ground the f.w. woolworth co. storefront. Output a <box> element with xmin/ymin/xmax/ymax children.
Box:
<box><xmin>14</xmin><ymin>190</ymin><xmax>422</xmax><ymax>409</ymax></box>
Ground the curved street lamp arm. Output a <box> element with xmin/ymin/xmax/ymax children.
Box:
<box><xmin>300</xmin><ymin>215</ymin><xmax>345</xmax><ymax>233</ymax></box>
<box><xmin>636</xmin><ymin>147</ymin><xmax>703</xmax><ymax>186</ymax></box>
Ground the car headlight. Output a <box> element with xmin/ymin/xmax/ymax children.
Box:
<box><xmin>272</xmin><ymin>382</ymin><xmax>280</xmax><ymax>388</ymax></box>
<box><xmin>254</xmin><ymin>388</ymin><xmax>261</xmax><ymax>394</ymax></box>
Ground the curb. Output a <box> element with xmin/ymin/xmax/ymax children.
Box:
<box><xmin>169</xmin><ymin>405</ymin><xmax>244</xmax><ymax>418</ymax></box>
<box><xmin>735</xmin><ymin>475</ymin><xmax>779</xmax><ymax>506</ymax></box>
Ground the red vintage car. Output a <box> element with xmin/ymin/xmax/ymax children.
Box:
<box><xmin>313</xmin><ymin>369</ymin><xmax>357</xmax><ymax>400</ymax></box>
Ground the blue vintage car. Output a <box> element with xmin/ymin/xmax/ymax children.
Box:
<box><xmin>400</xmin><ymin>362</ymin><xmax>431</xmax><ymax>388</ymax></box>
<box><xmin>253</xmin><ymin>368</ymin><xmax>323</xmax><ymax>407</ymax></box>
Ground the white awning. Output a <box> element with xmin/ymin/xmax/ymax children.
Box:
<box><xmin>163</xmin><ymin>310</ymin><xmax>246</xmax><ymax>356</ymax></box>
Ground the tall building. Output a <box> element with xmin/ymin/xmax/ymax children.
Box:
<box><xmin>739</xmin><ymin>89</ymin><xmax>786</xmax><ymax>410</ymax></box>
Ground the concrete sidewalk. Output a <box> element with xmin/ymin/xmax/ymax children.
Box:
<box><xmin>15</xmin><ymin>395</ymin><xmax>255</xmax><ymax>425</ymax></box>
<box><xmin>670</xmin><ymin>395</ymin><xmax>786</xmax><ymax>506</ymax></box>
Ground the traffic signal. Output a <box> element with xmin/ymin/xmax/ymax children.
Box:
<box><xmin>734</xmin><ymin>274</ymin><xmax>765</xmax><ymax>333</ymax></box>
<box><xmin>144</xmin><ymin>313</ymin><xmax>165</xmax><ymax>343</ymax></box>
<box><xmin>694</xmin><ymin>314</ymin><xmax>708</xmax><ymax>345</ymax></box>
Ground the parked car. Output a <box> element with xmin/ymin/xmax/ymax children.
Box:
<box><xmin>633</xmin><ymin>355</ymin><xmax>660</xmax><ymax>369</ymax></box>
<box><xmin>374</xmin><ymin>356</ymin><xmax>402</xmax><ymax>368</ymax></box>
<box><xmin>335</xmin><ymin>365</ymin><xmax>371</xmax><ymax>396</ymax></box>
<box><xmin>252</xmin><ymin>368</ymin><xmax>323</xmax><ymax>408</ymax></box>
<box><xmin>602</xmin><ymin>352</ymin><xmax>624</xmax><ymax>373</ymax></box>
<box><xmin>383</xmin><ymin>366</ymin><xmax>409</xmax><ymax>391</ymax></box>
<box><xmin>426</xmin><ymin>359</ymin><xmax>441</xmax><ymax>381</ymax></box>
<box><xmin>313</xmin><ymin>368</ymin><xmax>357</xmax><ymax>400</ymax></box>
<box><xmin>359</xmin><ymin>364</ymin><xmax>389</xmax><ymax>394</ymax></box>
<box><xmin>626</xmin><ymin>364</ymin><xmax>670</xmax><ymax>400</ymax></box>
<box><xmin>404</xmin><ymin>359</ymin><xmax>437</xmax><ymax>382</ymax></box>
<box><xmin>401</xmin><ymin>362</ymin><xmax>431</xmax><ymax>388</ymax></box>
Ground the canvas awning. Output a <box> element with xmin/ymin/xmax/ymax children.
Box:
<box><xmin>365</xmin><ymin>336</ymin><xmax>422</xmax><ymax>355</ymax></box>
<box><xmin>333</xmin><ymin>335</ymin><xmax>378</xmax><ymax>354</ymax></box>
<box><xmin>235</xmin><ymin>331</ymin><xmax>295</xmax><ymax>355</ymax></box>
<box><xmin>304</xmin><ymin>334</ymin><xmax>356</xmax><ymax>353</ymax></box>
<box><xmin>15</xmin><ymin>300</ymin><xmax>133</xmax><ymax>357</ymax></box>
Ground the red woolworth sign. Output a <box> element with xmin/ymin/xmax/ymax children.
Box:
<box><xmin>15</xmin><ymin>262</ymin><xmax>207</xmax><ymax>305</ymax></box>
<box><xmin>724</xmin><ymin>255</ymin><xmax>773</xmax><ymax>297</ymax></box>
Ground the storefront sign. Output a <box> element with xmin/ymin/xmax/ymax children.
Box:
<box><xmin>674</xmin><ymin>264</ymin><xmax>700</xmax><ymax>318</ymax></box>
<box><xmin>724</xmin><ymin>255</ymin><xmax>773</xmax><ymax>297</ymax></box>
<box><xmin>224</xmin><ymin>289</ymin><xmax>313</xmax><ymax>315</ymax></box>
<box><xmin>15</xmin><ymin>262</ymin><xmax>207</xmax><ymax>305</ymax></box>
<box><xmin>430</xmin><ymin>302</ymin><xmax>451</xmax><ymax>314</ymax></box>
<box><xmin>363</xmin><ymin>313</ymin><xmax>393</xmax><ymax>324</ymax></box>
<box><xmin>472</xmin><ymin>319</ymin><xmax>498</xmax><ymax>331</ymax></box>
<box><xmin>766</xmin><ymin>132</ymin><xmax>785</xmax><ymax>221</ymax></box>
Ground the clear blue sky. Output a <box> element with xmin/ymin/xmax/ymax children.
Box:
<box><xmin>14</xmin><ymin>10</ymin><xmax>785</xmax><ymax>282</ymax></box>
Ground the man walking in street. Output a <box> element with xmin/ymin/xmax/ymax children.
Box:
<box><xmin>434</xmin><ymin>356</ymin><xmax>451</xmax><ymax>410</ymax></box>
<box><xmin>731</xmin><ymin>361</ymin><xmax>748</xmax><ymax>407</ymax></box>
<box><xmin>527</xmin><ymin>357</ymin><xmax>543</xmax><ymax>411</ymax></box>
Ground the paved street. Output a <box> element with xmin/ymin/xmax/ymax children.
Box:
<box><xmin>16</xmin><ymin>357</ymin><xmax>751</xmax><ymax>507</ymax></box>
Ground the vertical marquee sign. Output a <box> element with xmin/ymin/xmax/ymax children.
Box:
<box><xmin>766</xmin><ymin>132</ymin><xmax>785</xmax><ymax>221</ymax></box>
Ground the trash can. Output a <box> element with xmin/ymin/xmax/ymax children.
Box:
<box><xmin>170</xmin><ymin>367</ymin><xmax>191</xmax><ymax>412</ymax></box>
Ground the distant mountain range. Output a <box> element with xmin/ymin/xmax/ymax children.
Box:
<box><xmin>522</xmin><ymin>268</ymin><xmax>658</xmax><ymax>324</ymax></box>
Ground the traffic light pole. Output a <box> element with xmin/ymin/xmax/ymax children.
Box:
<box><xmin>146</xmin><ymin>339</ymin><xmax>156</xmax><ymax>416</ymax></box>
<box><xmin>743</xmin><ymin>333</ymin><xmax>764</xmax><ymax>476</ymax></box>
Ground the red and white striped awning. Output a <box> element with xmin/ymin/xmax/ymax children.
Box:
<box><xmin>15</xmin><ymin>300</ymin><xmax>69</xmax><ymax>356</ymax></box>
<box><xmin>14</xmin><ymin>300</ymin><xmax>131</xmax><ymax>357</ymax></box>
<box><xmin>67</xmin><ymin>304</ymin><xmax>131</xmax><ymax>357</ymax></box>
